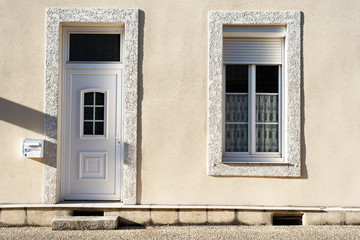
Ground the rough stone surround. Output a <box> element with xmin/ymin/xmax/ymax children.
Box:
<box><xmin>208</xmin><ymin>11</ymin><xmax>302</xmax><ymax>176</ymax></box>
<box><xmin>44</xmin><ymin>8</ymin><xmax>139</xmax><ymax>204</ymax></box>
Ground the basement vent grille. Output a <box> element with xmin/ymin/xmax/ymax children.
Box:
<box><xmin>72</xmin><ymin>210</ymin><xmax>104</xmax><ymax>216</ymax></box>
<box><xmin>272</xmin><ymin>214</ymin><xmax>303</xmax><ymax>225</ymax></box>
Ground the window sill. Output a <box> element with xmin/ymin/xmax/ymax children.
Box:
<box><xmin>221</xmin><ymin>160</ymin><xmax>290</xmax><ymax>166</ymax></box>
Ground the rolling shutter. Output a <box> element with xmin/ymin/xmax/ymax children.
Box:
<box><xmin>223</xmin><ymin>38</ymin><xmax>283</xmax><ymax>64</ymax></box>
<box><xmin>223</xmin><ymin>26</ymin><xmax>285</xmax><ymax>65</ymax></box>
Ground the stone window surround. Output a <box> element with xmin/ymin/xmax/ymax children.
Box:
<box><xmin>208</xmin><ymin>11</ymin><xmax>301</xmax><ymax>176</ymax></box>
<box><xmin>44</xmin><ymin>8</ymin><xmax>138</xmax><ymax>204</ymax></box>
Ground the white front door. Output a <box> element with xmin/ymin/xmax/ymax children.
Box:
<box><xmin>62</xmin><ymin>69</ymin><xmax>122</xmax><ymax>200</ymax></box>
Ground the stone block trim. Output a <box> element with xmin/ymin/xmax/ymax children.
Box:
<box><xmin>345</xmin><ymin>212</ymin><xmax>360</xmax><ymax>225</ymax></box>
<box><xmin>303</xmin><ymin>212</ymin><xmax>345</xmax><ymax>225</ymax></box>
<box><xmin>207</xmin><ymin>209</ymin><xmax>236</xmax><ymax>224</ymax></box>
<box><xmin>208</xmin><ymin>11</ymin><xmax>302</xmax><ymax>176</ymax></box>
<box><xmin>44</xmin><ymin>8</ymin><xmax>139</xmax><ymax>204</ymax></box>
<box><xmin>105</xmin><ymin>209</ymin><xmax>151</xmax><ymax>225</ymax></box>
<box><xmin>237</xmin><ymin>211</ymin><xmax>272</xmax><ymax>226</ymax></box>
<box><xmin>151</xmin><ymin>209</ymin><xmax>179</xmax><ymax>225</ymax></box>
<box><xmin>179</xmin><ymin>209</ymin><xmax>207</xmax><ymax>224</ymax></box>
<box><xmin>2</xmin><ymin>207</ymin><xmax>360</xmax><ymax>226</ymax></box>
<box><xmin>0</xmin><ymin>209</ymin><xmax>26</xmax><ymax>226</ymax></box>
<box><xmin>27</xmin><ymin>209</ymin><xmax>71</xmax><ymax>226</ymax></box>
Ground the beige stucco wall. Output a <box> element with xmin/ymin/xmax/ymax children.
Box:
<box><xmin>1</xmin><ymin>0</ymin><xmax>360</xmax><ymax>206</ymax></box>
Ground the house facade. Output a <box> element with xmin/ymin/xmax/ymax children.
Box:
<box><xmin>1</xmin><ymin>0</ymin><xmax>360</xmax><ymax>226</ymax></box>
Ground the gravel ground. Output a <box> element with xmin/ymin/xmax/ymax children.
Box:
<box><xmin>1</xmin><ymin>225</ymin><xmax>360</xmax><ymax>240</ymax></box>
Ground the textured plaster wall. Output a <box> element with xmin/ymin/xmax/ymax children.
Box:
<box><xmin>1</xmin><ymin>0</ymin><xmax>360</xmax><ymax>206</ymax></box>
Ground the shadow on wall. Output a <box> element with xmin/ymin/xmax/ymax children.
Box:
<box><xmin>136</xmin><ymin>10</ymin><xmax>145</xmax><ymax>204</ymax></box>
<box><xmin>0</xmin><ymin>97</ymin><xmax>57</xmax><ymax>168</ymax></box>
<box><xmin>0</xmin><ymin>97</ymin><xmax>52</xmax><ymax>137</ymax></box>
<box><xmin>300</xmin><ymin>12</ymin><xmax>307</xmax><ymax>180</ymax></box>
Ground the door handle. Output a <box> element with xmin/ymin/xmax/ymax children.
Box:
<box><xmin>115</xmin><ymin>137</ymin><xmax>121</xmax><ymax>144</ymax></box>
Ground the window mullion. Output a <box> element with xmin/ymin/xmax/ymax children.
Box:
<box><xmin>250</xmin><ymin>65</ymin><xmax>256</xmax><ymax>154</ymax></box>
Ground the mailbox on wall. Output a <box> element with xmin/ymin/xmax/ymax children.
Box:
<box><xmin>23</xmin><ymin>139</ymin><xmax>44</xmax><ymax>158</ymax></box>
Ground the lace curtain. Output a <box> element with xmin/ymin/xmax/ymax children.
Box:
<box><xmin>225</xmin><ymin>94</ymin><xmax>278</xmax><ymax>152</ymax></box>
<box><xmin>256</xmin><ymin>95</ymin><xmax>278</xmax><ymax>152</ymax></box>
<box><xmin>225</xmin><ymin>95</ymin><xmax>248</xmax><ymax>152</ymax></box>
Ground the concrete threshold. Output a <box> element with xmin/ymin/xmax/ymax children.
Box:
<box><xmin>52</xmin><ymin>216</ymin><xmax>119</xmax><ymax>230</ymax></box>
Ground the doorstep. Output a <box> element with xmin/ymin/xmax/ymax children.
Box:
<box><xmin>52</xmin><ymin>216</ymin><xmax>119</xmax><ymax>230</ymax></box>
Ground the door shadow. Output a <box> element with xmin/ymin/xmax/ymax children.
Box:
<box><xmin>0</xmin><ymin>97</ymin><xmax>50</xmax><ymax>135</ymax></box>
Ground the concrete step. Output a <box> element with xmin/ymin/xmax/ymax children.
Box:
<box><xmin>52</xmin><ymin>216</ymin><xmax>119</xmax><ymax>230</ymax></box>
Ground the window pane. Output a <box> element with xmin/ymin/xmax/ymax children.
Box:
<box><xmin>96</xmin><ymin>92</ymin><xmax>104</xmax><ymax>105</ymax></box>
<box><xmin>84</xmin><ymin>92</ymin><xmax>94</xmax><ymax>105</ymax></box>
<box><xmin>225</xmin><ymin>124</ymin><xmax>248</xmax><ymax>152</ymax></box>
<box><xmin>95</xmin><ymin>122</ymin><xmax>104</xmax><ymax>135</ymax></box>
<box><xmin>95</xmin><ymin>107</ymin><xmax>104</xmax><ymax>120</ymax></box>
<box><xmin>84</xmin><ymin>107</ymin><xmax>93</xmax><ymax>120</ymax></box>
<box><xmin>256</xmin><ymin>95</ymin><xmax>278</xmax><ymax>122</ymax></box>
<box><xmin>256</xmin><ymin>124</ymin><xmax>278</xmax><ymax>152</ymax></box>
<box><xmin>256</xmin><ymin>66</ymin><xmax>278</xmax><ymax>93</ymax></box>
<box><xmin>84</xmin><ymin>122</ymin><xmax>93</xmax><ymax>135</ymax></box>
<box><xmin>226</xmin><ymin>65</ymin><xmax>248</xmax><ymax>93</ymax></box>
<box><xmin>226</xmin><ymin>95</ymin><xmax>248</xmax><ymax>122</ymax></box>
<box><xmin>69</xmin><ymin>34</ymin><xmax>120</xmax><ymax>61</ymax></box>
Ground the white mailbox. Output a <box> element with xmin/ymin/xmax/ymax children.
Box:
<box><xmin>23</xmin><ymin>139</ymin><xmax>44</xmax><ymax>158</ymax></box>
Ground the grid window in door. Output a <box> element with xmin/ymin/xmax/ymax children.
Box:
<box><xmin>81</xmin><ymin>90</ymin><xmax>108</xmax><ymax>138</ymax></box>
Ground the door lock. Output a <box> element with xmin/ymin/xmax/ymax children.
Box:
<box><xmin>115</xmin><ymin>137</ymin><xmax>121</xmax><ymax>144</ymax></box>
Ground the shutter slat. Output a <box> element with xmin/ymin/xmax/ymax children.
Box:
<box><xmin>223</xmin><ymin>38</ymin><xmax>282</xmax><ymax>64</ymax></box>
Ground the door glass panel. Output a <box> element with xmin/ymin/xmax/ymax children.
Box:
<box><xmin>84</xmin><ymin>107</ymin><xmax>93</xmax><ymax>120</ymax></box>
<box><xmin>96</xmin><ymin>92</ymin><xmax>105</xmax><ymax>105</ymax></box>
<box><xmin>95</xmin><ymin>107</ymin><xmax>104</xmax><ymax>120</ymax></box>
<box><xmin>84</xmin><ymin>122</ymin><xmax>93</xmax><ymax>135</ymax></box>
<box><xmin>95</xmin><ymin>122</ymin><xmax>104</xmax><ymax>135</ymax></box>
<box><xmin>69</xmin><ymin>34</ymin><xmax>120</xmax><ymax>61</ymax></box>
<box><xmin>82</xmin><ymin>91</ymin><xmax>106</xmax><ymax>137</ymax></box>
<box><xmin>84</xmin><ymin>92</ymin><xmax>94</xmax><ymax>105</ymax></box>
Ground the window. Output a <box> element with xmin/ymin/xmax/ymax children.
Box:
<box><xmin>223</xmin><ymin>26</ymin><xmax>284</xmax><ymax>162</ymax></box>
<box><xmin>64</xmin><ymin>26</ymin><xmax>123</xmax><ymax>63</ymax></box>
<box><xmin>69</xmin><ymin>33</ymin><xmax>121</xmax><ymax>61</ymax></box>
<box><xmin>81</xmin><ymin>90</ymin><xmax>108</xmax><ymax>138</ymax></box>
<box><xmin>208</xmin><ymin>11</ymin><xmax>301</xmax><ymax>176</ymax></box>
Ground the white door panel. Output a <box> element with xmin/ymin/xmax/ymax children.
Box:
<box><xmin>63</xmin><ymin>69</ymin><xmax>121</xmax><ymax>200</ymax></box>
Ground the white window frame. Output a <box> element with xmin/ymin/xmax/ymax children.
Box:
<box><xmin>223</xmin><ymin>64</ymin><xmax>283</xmax><ymax>163</ymax></box>
<box><xmin>63</xmin><ymin>26</ymin><xmax>124</xmax><ymax>67</ymax></box>
<box><xmin>80</xmin><ymin>89</ymin><xmax>109</xmax><ymax>139</ymax></box>
<box><xmin>208</xmin><ymin>11</ymin><xmax>302</xmax><ymax>177</ymax></box>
